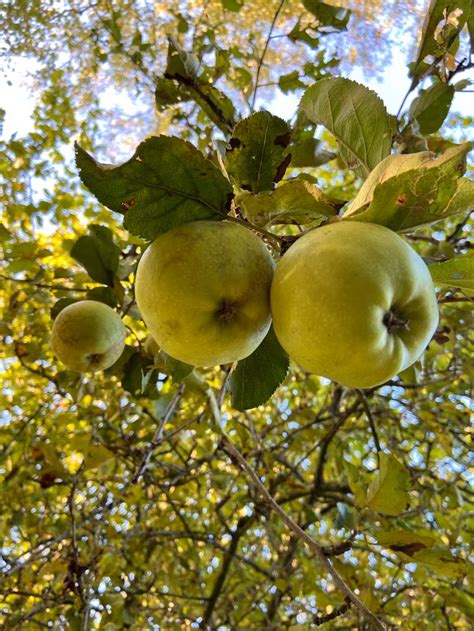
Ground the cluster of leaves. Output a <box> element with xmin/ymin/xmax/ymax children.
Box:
<box><xmin>0</xmin><ymin>0</ymin><xmax>473</xmax><ymax>629</ymax></box>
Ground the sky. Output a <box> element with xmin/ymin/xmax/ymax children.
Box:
<box><xmin>1</xmin><ymin>39</ymin><xmax>473</xmax><ymax>142</ymax></box>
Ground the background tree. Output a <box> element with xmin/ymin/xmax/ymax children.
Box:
<box><xmin>0</xmin><ymin>0</ymin><xmax>473</xmax><ymax>629</ymax></box>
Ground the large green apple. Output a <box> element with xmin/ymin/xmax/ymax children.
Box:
<box><xmin>271</xmin><ymin>221</ymin><xmax>439</xmax><ymax>388</ymax></box>
<box><xmin>134</xmin><ymin>220</ymin><xmax>274</xmax><ymax>367</ymax></box>
<box><xmin>50</xmin><ymin>300</ymin><xmax>126</xmax><ymax>372</ymax></box>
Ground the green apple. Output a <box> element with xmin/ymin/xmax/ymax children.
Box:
<box><xmin>134</xmin><ymin>220</ymin><xmax>274</xmax><ymax>367</ymax></box>
<box><xmin>50</xmin><ymin>300</ymin><xmax>126</xmax><ymax>372</ymax></box>
<box><xmin>271</xmin><ymin>221</ymin><xmax>439</xmax><ymax>388</ymax></box>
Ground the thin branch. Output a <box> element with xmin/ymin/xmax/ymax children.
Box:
<box><xmin>225</xmin><ymin>215</ymin><xmax>283</xmax><ymax>246</ymax></box>
<box><xmin>250</xmin><ymin>0</ymin><xmax>286</xmax><ymax>111</ymax></box>
<box><xmin>200</xmin><ymin>514</ymin><xmax>254</xmax><ymax>628</ymax></box>
<box><xmin>311</xmin><ymin>398</ymin><xmax>360</xmax><ymax>498</ymax></box>
<box><xmin>206</xmin><ymin>389</ymin><xmax>385</xmax><ymax>631</ymax></box>
<box><xmin>314</xmin><ymin>598</ymin><xmax>351</xmax><ymax>625</ymax></box>
<box><xmin>0</xmin><ymin>274</ymin><xmax>89</xmax><ymax>293</ymax></box>
<box><xmin>357</xmin><ymin>390</ymin><xmax>382</xmax><ymax>459</ymax></box>
<box><xmin>131</xmin><ymin>386</ymin><xmax>184</xmax><ymax>484</ymax></box>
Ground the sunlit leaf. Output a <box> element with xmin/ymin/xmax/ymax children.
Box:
<box><xmin>429</xmin><ymin>251</ymin><xmax>474</xmax><ymax>291</ymax></box>
<box><xmin>300</xmin><ymin>78</ymin><xmax>392</xmax><ymax>177</ymax></box>
<box><xmin>366</xmin><ymin>453</ymin><xmax>411</xmax><ymax>515</ymax></box>
<box><xmin>237</xmin><ymin>179</ymin><xmax>343</xmax><ymax>226</ymax></box>
<box><xmin>343</xmin><ymin>143</ymin><xmax>472</xmax><ymax>230</ymax></box>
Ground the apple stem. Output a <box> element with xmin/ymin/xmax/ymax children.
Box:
<box><xmin>226</xmin><ymin>215</ymin><xmax>284</xmax><ymax>245</ymax></box>
<box><xmin>383</xmin><ymin>310</ymin><xmax>409</xmax><ymax>332</ymax></box>
<box><xmin>216</xmin><ymin>300</ymin><xmax>238</xmax><ymax>322</ymax></box>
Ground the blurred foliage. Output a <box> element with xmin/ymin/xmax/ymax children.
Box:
<box><xmin>0</xmin><ymin>0</ymin><xmax>473</xmax><ymax>629</ymax></box>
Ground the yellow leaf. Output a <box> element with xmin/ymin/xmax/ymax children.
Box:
<box><xmin>82</xmin><ymin>444</ymin><xmax>114</xmax><ymax>471</ymax></box>
<box><xmin>366</xmin><ymin>453</ymin><xmax>411</xmax><ymax>515</ymax></box>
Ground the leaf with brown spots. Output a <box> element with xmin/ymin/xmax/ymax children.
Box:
<box><xmin>75</xmin><ymin>137</ymin><xmax>233</xmax><ymax>240</ymax></box>
<box><xmin>225</xmin><ymin>111</ymin><xmax>291</xmax><ymax>193</ymax></box>
<box><xmin>343</xmin><ymin>143</ymin><xmax>472</xmax><ymax>231</ymax></box>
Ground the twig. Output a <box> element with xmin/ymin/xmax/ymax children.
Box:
<box><xmin>0</xmin><ymin>274</ymin><xmax>89</xmax><ymax>293</ymax></box>
<box><xmin>311</xmin><ymin>399</ymin><xmax>361</xmax><ymax>498</ymax></box>
<box><xmin>206</xmin><ymin>388</ymin><xmax>385</xmax><ymax>630</ymax></box>
<box><xmin>250</xmin><ymin>0</ymin><xmax>286</xmax><ymax>111</ymax></box>
<box><xmin>357</xmin><ymin>390</ymin><xmax>381</xmax><ymax>458</ymax></box>
<box><xmin>225</xmin><ymin>215</ymin><xmax>283</xmax><ymax>246</ymax></box>
<box><xmin>314</xmin><ymin>598</ymin><xmax>351</xmax><ymax>625</ymax></box>
<box><xmin>131</xmin><ymin>386</ymin><xmax>184</xmax><ymax>483</ymax></box>
<box><xmin>200</xmin><ymin>514</ymin><xmax>254</xmax><ymax>628</ymax></box>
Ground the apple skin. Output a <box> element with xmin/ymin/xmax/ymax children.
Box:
<box><xmin>271</xmin><ymin>221</ymin><xmax>439</xmax><ymax>388</ymax></box>
<box><xmin>134</xmin><ymin>220</ymin><xmax>274</xmax><ymax>367</ymax></box>
<box><xmin>50</xmin><ymin>300</ymin><xmax>126</xmax><ymax>372</ymax></box>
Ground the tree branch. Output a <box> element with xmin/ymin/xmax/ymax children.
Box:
<box><xmin>357</xmin><ymin>390</ymin><xmax>382</xmax><ymax>459</ymax></box>
<box><xmin>250</xmin><ymin>0</ymin><xmax>286</xmax><ymax>111</ymax></box>
<box><xmin>206</xmin><ymin>389</ymin><xmax>385</xmax><ymax>630</ymax></box>
<box><xmin>200</xmin><ymin>514</ymin><xmax>254</xmax><ymax>628</ymax></box>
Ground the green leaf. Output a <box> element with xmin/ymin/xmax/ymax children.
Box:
<box><xmin>343</xmin><ymin>143</ymin><xmax>472</xmax><ymax>231</ymax></box>
<box><xmin>412</xmin><ymin>546</ymin><xmax>468</xmax><ymax>579</ymax></box>
<box><xmin>164</xmin><ymin>36</ymin><xmax>236</xmax><ymax>132</ymax></box>
<box><xmin>155</xmin><ymin>77</ymin><xmax>189</xmax><ymax>109</ymax></box>
<box><xmin>229</xmin><ymin>326</ymin><xmax>289</xmax><ymax>411</ymax></box>
<box><xmin>75</xmin><ymin>137</ymin><xmax>233</xmax><ymax>240</ymax></box>
<box><xmin>438</xmin><ymin>586</ymin><xmax>474</xmax><ymax>619</ymax></box>
<box><xmin>377</xmin><ymin>529</ymin><xmax>438</xmax><ymax>554</ymax></box>
<box><xmin>82</xmin><ymin>444</ymin><xmax>114</xmax><ymax>471</ymax></box>
<box><xmin>303</xmin><ymin>0</ymin><xmax>351</xmax><ymax>30</ymax></box>
<box><xmin>300</xmin><ymin>78</ymin><xmax>392</xmax><ymax>177</ymax></box>
<box><xmin>334</xmin><ymin>502</ymin><xmax>355</xmax><ymax>529</ymax></box>
<box><xmin>121</xmin><ymin>351</ymin><xmax>159</xmax><ymax>398</ymax></box>
<box><xmin>70</xmin><ymin>224</ymin><xmax>120</xmax><ymax>286</ymax></box>
<box><xmin>50</xmin><ymin>297</ymin><xmax>81</xmax><ymax>320</ymax></box>
<box><xmin>377</xmin><ymin>532</ymin><xmax>469</xmax><ymax>578</ymax></box>
<box><xmin>225</xmin><ymin>111</ymin><xmax>291</xmax><ymax>193</ymax></box>
<box><xmin>86</xmin><ymin>286</ymin><xmax>118</xmax><ymax>307</ymax></box>
<box><xmin>159</xmin><ymin>352</ymin><xmax>194</xmax><ymax>381</ymax></box>
<box><xmin>288</xmin><ymin>27</ymin><xmax>321</xmax><ymax>50</ymax></box>
<box><xmin>348</xmin><ymin>151</ymin><xmax>435</xmax><ymax>214</ymax></box>
<box><xmin>290</xmin><ymin>137</ymin><xmax>336</xmax><ymax>168</ymax></box>
<box><xmin>165</xmin><ymin>36</ymin><xmax>199</xmax><ymax>80</ymax></box>
<box><xmin>104</xmin><ymin>344</ymin><xmax>136</xmax><ymax>378</ymax></box>
<box><xmin>344</xmin><ymin>460</ymin><xmax>366</xmax><ymax>508</ymax></box>
<box><xmin>0</xmin><ymin>223</ymin><xmax>11</xmax><ymax>242</ymax></box>
<box><xmin>237</xmin><ymin>179</ymin><xmax>343</xmax><ymax>227</ymax></box>
<box><xmin>221</xmin><ymin>0</ymin><xmax>243</xmax><ymax>12</ymax></box>
<box><xmin>411</xmin><ymin>0</ymin><xmax>471</xmax><ymax>79</ymax></box>
<box><xmin>429</xmin><ymin>252</ymin><xmax>474</xmax><ymax>291</ymax></box>
<box><xmin>409</xmin><ymin>82</ymin><xmax>454</xmax><ymax>135</ymax></box>
<box><xmin>278</xmin><ymin>70</ymin><xmax>305</xmax><ymax>94</ymax></box>
<box><xmin>36</xmin><ymin>442</ymin><xmax>68</xmax><ymax>478</ymax></box>
<box><xmin>366</xmin><ymin>453</ymin><xmax>411</xmax><ymax>515</ymax></box>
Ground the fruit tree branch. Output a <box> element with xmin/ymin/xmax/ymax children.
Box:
<box><xmin>200</xmin><ymin>514</ymin><xmax>254</xmax><ymax>628</ymax></box>
<box><xmin>206</xmin><ymin>388</ymin><xmax>385</xmax><ymax>630</ymax></box>
<box><xmin>357</xmin><ymin>390</ymin><xmax>382</xmax><ymax>459</ymax></box>
<box><xmin>251</xmin><ymin>0</ymin><xmax>286</xmax><ymax>111</ymax></box>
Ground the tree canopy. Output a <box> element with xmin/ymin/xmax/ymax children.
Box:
<box><xmin>0</xmin><ymin>0</ymin><xmax>473</xmax><ymax>629</ymax></box>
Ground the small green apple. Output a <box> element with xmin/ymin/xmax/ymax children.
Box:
<box><xmin>50</xmin><ymin>300</ymin><xmax>126</xmax><ymax>372</ymax></box>
<box><xmin>271</xmin><ymin>221</ymin><xmax>439</xmax><ymax>388</ymax></box>
<box><xmin>134</xmin><ymin>220</ymin><xmax>274</xmax><ymax>367</ymax></box>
